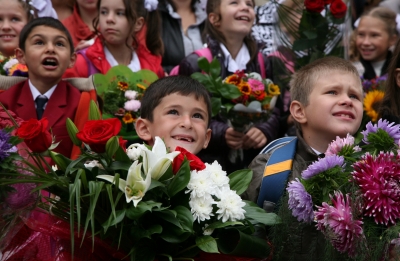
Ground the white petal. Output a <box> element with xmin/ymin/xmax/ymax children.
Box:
<box><xmin>97</xmin><ymin>175</ymin><xmax>126</xmax><ymax>193</ymax></box>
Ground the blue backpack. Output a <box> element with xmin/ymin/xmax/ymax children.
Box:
<box><xmin>256</xmin><ymin>137</ymin><xmax>298</xmax><ymax>208</ymax></box>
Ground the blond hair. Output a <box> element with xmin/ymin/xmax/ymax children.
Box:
<box><xmin>359</xmin><ymin>6</ymin><xmax>398</xmax><ymax>37</ymax></box>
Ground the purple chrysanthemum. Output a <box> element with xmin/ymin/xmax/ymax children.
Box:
<box><xmin>361</xmin><ymin>119</ymin><xmax>400</xmax><ymax>144</ymax></box>
<box><xmin>0</xmin><ymin>129</ymin><xmax>14</xmax><ymax>161</ymax></box>
<box><xmin>301</xmin><ymin>155</ymin><xmax>345</xmax><ymax>180</ymax></box>
<box><xmin>352</xmin><ymin>152</ymin><xmax>400</xmax><ymax>225</ymax></box>
<box><xmin>315</xmin><ymin>191</ymin><xmax>363</xmax><ymax>257</ymax></box>
<box><xmin>287</xmin><ymin>178</ymin><xmax>314</xmax><ymax>223</ymax></box>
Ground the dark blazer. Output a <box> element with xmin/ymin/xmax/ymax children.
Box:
<box><xmin>0</xmin><ymin>80</ymin><xmax>81</xmax><ymax>157</ymax></box>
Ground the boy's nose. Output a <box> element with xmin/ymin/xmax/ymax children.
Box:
<box><xmin>339</xmin><ymin>95</ymin><xmax>353</xmax><ymax>106</ymax></box>
<box><xmin>45</xmin><ymin>43</ymin><xmax>55</xmax><ymax>52</ymax></box>
<box><xmin>180</xmin><ymin>115</ymin><xmax>193</xmax><ymax>129</ymax></box>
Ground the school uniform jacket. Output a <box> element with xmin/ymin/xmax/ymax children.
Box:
<box><xmin>0</xmin><ymin>80</ymin><xmax>86</xmax><ymax>158</ymax></box>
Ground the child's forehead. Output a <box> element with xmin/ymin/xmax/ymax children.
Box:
<box><xmin>312</xmin><ymin>69</ymin><xmax>361</xmax><ymax>88</ymax></box>
<box><xmin>28</xmin><ymin>26</ymin><xmax>68</xmax><ymax>39</ymax></box>
<box><xmin>157</xmin><ymin>93</ymin><xmax>208</xmax><ymax>110</ymax></box>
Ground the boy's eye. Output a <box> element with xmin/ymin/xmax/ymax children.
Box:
<box><xmin>34</xmin><ymin>40</ymin><xmax>44</xmax><ymax>45</ymax></box>
<box><xmin>349</xmin><ymin>94</ymin><xmax>360</xmax><ymax>100</ymax></box>
<box><xmin>327</xmin><ymin>90</ymin><xmax>337</xmax><ymax>95</ymax></box>
<box><xmin>167</xmin><ymin>109</ymin><xmax>179</xmax><ymax>115</ymax></box>
<box><xmin>246</xmin><ymin>1</ymin><xmax>254</xmax><ymax>7</ymax></box>
<box><xmin>193</xmin><ymin>113</ymin><xmax>204</xmax><ymax>119</ymax></box>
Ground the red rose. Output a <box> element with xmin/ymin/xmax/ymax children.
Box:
<box><xmin>330</xmin><ymin>0</ymin><xmax>347</xmax><ymax>19</ymax></box>
<box><xmin>323</xmin><ymin>0</ymin><xmax>333</xmax><ymax>4</ymax></box>
<box><xmin>76</xmin><ymin>118</ymin><xmax>121</xmax><ymax>153</ymax></box>
<box><xmin>15</xmin><ymin>118</ymin><xmax>52</xmax><ymax>153</ymax></box>
<box><xmin>304</xmin><ymin>0</ymin><xmax>325</xmax><ymax>13</ymax></box>
<box><xmin>172</xmin><ymin>146</ymin><xmax>205</xmax><ymax>174</ymax></box>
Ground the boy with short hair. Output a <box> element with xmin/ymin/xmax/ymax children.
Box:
<box><xmin>0</xmin><ymin>17</ymin><xmax>96</xmax><ymax>158</ymax></box>
<box><xmin>135</xmin><ymin>75</ymin><xmax>212</xmax><ymax>155</ymax></box>
<box><xmin>243</xmin><ymin>56</ymin><xmax>364</xmax><ymax>260</ymax></box>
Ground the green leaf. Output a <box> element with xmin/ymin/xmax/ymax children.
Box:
<box><xmin>159</xmin><ymin>225</ymin><xmax>191</xmax><ymax>243</ymax></box>
<box><xmin>155</xmin><ymin>209</ymin><xmax>181</xmax><ymax>229</ymax></box>
<box><xmin>148</xmin><ymin>179</ymin><xmax>165</xmax><ymax>191</ymax></box>
<box><xmin>303</xmin><ymin>30</ymin><xmax>317</xmax><ymax>39</ymax></box>
<box><xmin>210</xmin><ymin>58</ymin><xmax>221</xmax><ymax>78</ymax></box>
<box><xmin>167</xmin><ymin>159</ymin><xmax>190</xmax><ymax>197</ymax></box>
<box><xmin>218</xmin><ymin>83</ymin><xmax>242</xmax><ymax>99</ymax></box>
<box><xmin>102</xmin><ymin>209</ymin><xmax>126</xmax><ymax>231</ymax></box>
<box><xmin>196</xmin><ymin>236</ymin><xmax>219</xmax><ymax>253</ymax></box>
<box><xmin>66</xmin><ymin>118</ymin><xmax>82</xmax><ymax>146</ymax></box>
<box><xmin>89</xmin><ymin>100</ymin><xmax>101</xmax><ymax>120</ymax></box>
<box><xmin>174</xmin><ymin>206</ymin><xmax>194</xmax><ymax>232</ymax></box>
<box><xmin>49</xmin><ymin>151</ymin><xmax>71</xmax><ymax>171</ymax></box>
<box><xmin>125</xmin><ymin>201</ymin><xmax>162</xmax><ymax>220</ymax></box>
<box><xmin>197</xmin><ymin>57</ymin><xmax>210</xmax><ymax>73</ymax></box>
<box><xmin>130</xmin><ymin>225</ymin><xmax>163</xmax><ymax>241</ymax></box>
<box><xmin>228</xmin><ymin>169</ymin><xmax>253</xmax><ymax>195</ymax></box>
<box><xmin>206</xmin><ymin>221</ymin><xmax>243</xmax><ymax>230</ymax></box>
<box><xmin>105</xmin><ymin>136</ymin><xmax>119</xmax><ymax>158</ymax></box>
<box><xmin>211</xmin><ymin>97</ymin><xmax>222</xmax><ymax>117</ymax></box>
<box><xmin>243</xmin><ymin>201</ymin><xmax>281</xmax><ymax>225</ymax></box>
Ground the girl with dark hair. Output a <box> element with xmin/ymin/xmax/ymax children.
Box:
<box><xmin>64</xmin><ymin>0</ymin><xmax>164</xmax><ymax>78</ymax></box>
<box><xmin>159</xmin><ymin>0</ymin><xmax>207</xmax><ymax>74</ymax></box>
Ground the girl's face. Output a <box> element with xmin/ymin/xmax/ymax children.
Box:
<box><xmin>356</xmin><ymin>16</ymin><xmax>397</xmax><ymax>63</ymax></box>
<box><xmin>0</xmin><ymin>0</ymin><xmax>28</xmax><ymax>57</ymax></box>
<box><xmin>99</xmin><ymin>0</ymin><xmax>131</xmax><ymax>46</ymax></box>
<box><xmin>210</xmin><ymin>0</ymin><xmax>255</xmax><ymax>39</ymax></box>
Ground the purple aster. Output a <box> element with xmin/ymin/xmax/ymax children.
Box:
<box><xmin>287</xmin><ymin>178</ymin><xmax>314</xmax><ymax>223</ymax></box>
<box><xmin>301</xmin><ymin>155</ymin><xmax>345</xmax><ymax>180</ymax></box>
<box><xmin>361</xmin><ymin>119</ymin><xmax>400</xmax><ymax>144</ymax></box>
<box><xmin>0</xmin><ymin>129</ymin><xmax>14</xmax><ymax>161</ymax></box>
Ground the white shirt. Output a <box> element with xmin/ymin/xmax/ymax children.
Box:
<box><xmin>372</xmin><ymin>60</ymin><xmax>385</xmax><ymax>77</ymax></box>
<box><xmin>104</xmin><ymin>46</ymin><xmax>141</xmax><ymax>72</ymax></box>
<box><xmin>219</xmin><ymin>43</ymin><xmax>250</xmax><ymax>73</ymax></box>
<box><xmin>29</xmin><ymin>80</ymin><xmax>57</xmax><ymax>109</ymax></box>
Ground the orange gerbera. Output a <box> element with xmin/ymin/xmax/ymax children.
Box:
<box><xmin>118</xmin><ymin>81</ymin><xmax>129</xmax><ymax>91</ymax></box>
<box><xmin>225</xmin><ymin>74</ymin><xmax>242</xmax><ymax>86</ymax></box>
<box><xmin>122</xmin><ymin>112</ymin><xmax>135</xmax><ymax>124</ymax></box>
<box><xmin>238</xmin><ymin>82</ymin><xmax>252</xmax><ymax>95</ymax></box>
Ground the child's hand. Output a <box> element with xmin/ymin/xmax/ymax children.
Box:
<box><xmin>225</xmin><ymin>127</ymin><xmax>244</xmax><ymax>150</ymax></box>
<box><xmin>243</xmin><ymin>127</ymin><xmax>267</xmax><ymax>150</ymax></box>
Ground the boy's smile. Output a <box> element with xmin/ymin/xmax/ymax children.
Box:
<box><xmin>16</xmin><ymin>25</ymin><xmax>75</xmax><ymax>93</ymax></box>
<box><xmin>138</xmin><ymin>93</ymin><xmax>211</xmax><ymax>154</ymax></box>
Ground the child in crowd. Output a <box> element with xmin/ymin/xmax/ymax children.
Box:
<box><xmin>135</xmin><ymin>75</ymin><xmax>211</xmax><ymax>155</ymax></box>
<box><xmin>0</xmin><ymin>0</ymin><xmax>35</xmax><ymax>58</ymax></box>
<box><xmin>62</xmin><ymin>0</ymin><xmax>98</xmax><ymax>48</ymax></box>
<box><xmin>178</xmin><ymin>0</ymin><xmax>283</xmax><ymax>172</ymax></box>
<box><xmin>63</xmin><ymin>0</ymin><xmax>164</xmax><ymax>78</ymax></box>
<box><xmin>0</xmin><ymin>17</ymin><xmax>97</xmax><ymax>159</ymax></box>
<box><xmin>379</xmin><ymin>39</ymin><xmax>400</xmax><ymax>124</ymax></box>
<box><xmin>243</xmin><ymin>57</ymin><xmax>363</xmax><ymax>260</ymax></box>
<box><xmin>353</xmin><ymin>6</ymin><xmax>398</xmax><ymax>79</ymax></box>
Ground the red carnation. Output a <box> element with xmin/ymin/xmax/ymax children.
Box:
<box><xmin>172</xmin><ymin>146</ymin><xmax>205</xmax><ymax>174</ymax></box>
<box><xmin>304</xmin><ymin>0</ymin><xmax>325</xmax><ymax>13</ymax></box>
<box><xmin>330</xmin><ymin>0</ymin><xmax>347</xmax><ymax>19</ymax></box>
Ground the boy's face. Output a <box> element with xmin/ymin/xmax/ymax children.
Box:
<box><xmin>136</xmin><ymin>93</ymin><xmax>211</xmax><ymax>154</ymax></box>
<box><xmin>16</xmin><ymin>25</ymin><xmax>75</xmax><ymax>86</ymax></box>
<box><xmin>294</xmin><ymin>70</ymin><xmax>363</xmax><ymax>148</ymax></box>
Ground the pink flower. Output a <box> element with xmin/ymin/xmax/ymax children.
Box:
<box><xmin>315</xmin><ymin>191</ymin><xmax>363</xmax><ymax>257</ymax></box>
<box><xmin>125</xmin><ymin>90</ymin><xmax>138</xmax><ymax>100</ymax></box>
<box><xmin>325</xmin><ymin>134</ymin><xmax>360</xmax><ymax>156</ymax></box>
<box><xmin>124</xmin><ymin>100</ymin><xmax>141</xmax><ymax>112</ymax></box>
<box><xmin>352</xmin><ymin>152</ymin><xmax>400</xmax><ymax>225</ymax></box>
<box><xmin>248</xmin><ymin>79</ymin><xmax>264</xmax><ymax>92</ymax></box>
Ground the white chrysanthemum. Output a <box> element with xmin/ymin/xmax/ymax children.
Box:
<box><xmin>205</xmin><ymin>161</ymin><xmax>229</xmax><ymax>197</ymax></box>
<box><xmin>186</xmin><ymin>169</ymin><xmax>217</xmax><ymax>198</ymax></box>
<box><xmin>3</xmin><ymin>58</ymin><xmax>18</xmax><ymax>71</ymax></box>
<box><xmin>126</xmin><ymin>143</ymin><xmax>142</xmax><ymax>161</ymax></box>
<box><xmin>125</xmin><ymin>90</ymin><xmax>138</xmax><ymax>100</ymax></box>
<box><xmin>189</xmin><ymin>194</ymin><xmax>214</xmax><ymax>223</ymax></box>
<box><xmin>216</xmin><ymin>189</ymin><xmax>246</xmax><ymax>222</ymax></box>
<box><xmin>84</xmin><ymin>160</ymin><xmax>101</xmax><ymax>168</ymax></box>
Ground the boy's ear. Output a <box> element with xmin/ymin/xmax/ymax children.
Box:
<box><xmin>208</xmin><ymin>13</ymin><xmax>220</xmax><ymax>27</ymax></box>
<box><xmin>133</xmin><ymin>17</ymin><xmax>145</xmax><ymax>33</ymax></box>
<box><xmin>15</xmin><ymin>48</ymin><xmax>26</xmax><ymax>65</ymax></box>
<box><xmin>203</xmin><ymin>128</ymin><xmax>212</xmax><ymax>149</ymax></box>
<box><xmin>135</xmin><ymin>118</ymin><xmax>153</xmax><ymax>142</ymax></box>
<box><xmin>68</xmin><ymin>52</ymin><xmax>77</xmax><ymax>68</ymax></box>
<box><xmin>395</xmin><ymin>68</ymin><xmax>400</xmax><ymax>88</ymax></box>
<box><xmin>290</xmin><ymin>100</ymin><xmax>307</xmax><ymax>124</ymax></box>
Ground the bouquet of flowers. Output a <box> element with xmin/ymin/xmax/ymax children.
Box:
<box><xmin>282</xmin><ymin>119</ymin><xmax>400</xmax><ymax>260</ymax></box>
<box><xmin>93</xmin><ymin>65</ymin><xmax>158</xmax><ymax>142</ymax></box>
<box><xmin>0</xmin><ymin>55</ymin><xmax>28</xmax><ymax>76</ymax></box>
<box><xmin>362</xmin><ymin>74</ymin><xmax>387</xmax><ymax>123</ymax></box>
<box><xmin>191</xmin><ymin>58</ymin><xmax>280</xmax><ymax>132</ymax></box>
<box><xmin>0</xmin><ymin>101</ymin><xmax>279</xmax><ymax>261</ymax></box>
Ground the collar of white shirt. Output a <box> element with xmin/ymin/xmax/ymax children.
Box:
<box><xmin>29</xmin><ymin>80</ymin><xmax>57</xmax><ymax>109</ymax></box>
<box><xmin>219</xmin><ymin>43</ymin><xmax>250</xmax><ymax>73</ymax></box>
<box><xmin>104</xmin><ymin>46</ymin><xmax>141</xmax><ymax>72</ymax></box>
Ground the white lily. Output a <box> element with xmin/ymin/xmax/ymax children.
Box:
<box><xmin>141</xmin><ymin>136</ymin><xmax>180</xmax><ymax>180</ymax></box>
<box><xmin>97</xmin><ymin>161</ymin><xmax>151</xmax><ymax>207</ymax></box>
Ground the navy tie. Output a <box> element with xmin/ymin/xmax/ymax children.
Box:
<box><xmin>35</xmin><ymin>96</ymin><xmax>48</xmax><ymax>120</ymax></box>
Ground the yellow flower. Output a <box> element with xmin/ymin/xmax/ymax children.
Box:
<box><xmin>118</xmin><ymin>81</ymin><xmax>129</xmax><ymax>91</ymax></box>
<box><xmin>363</xmin><ymin>90</ymin><xmax>384</xmax><ymax>122</ymax></box>
<box><xmin>225</xmin><ymin>74</ymin><xmax>241</xmax><ymax>86</ymax></box>
<box><xmin>267</xmin><ymin>83</ymin><xmax>280</xmax><ymax>96</ymax></box>
<box><xmin>238</xmin><ymin>82</ymin><xmax>252</xmax><ymax>95</ymax></box>
<box><xmin>123</xmin><ymin>112</ymin><xmax>135</xmax><ymax>124</ymax></box>
<box><xmin>137</xmin><ymin>83</ymin><xmax>147</xmax><ymax>90</ymax></box>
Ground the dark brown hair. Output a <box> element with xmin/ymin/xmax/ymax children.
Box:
<box><xmin>204</xmin><ymin>0</ymin><xmax>258</xmax><ymax>63</ymax></box>
<box><xmin>166</xmin><ymin>0</ymin><xmax>199</xmax><ymax>13</ymax></box>
<box><xmin>93</xmin><ymin>0</ymin><xmax>163</xmax><ymax>56</ymax></box>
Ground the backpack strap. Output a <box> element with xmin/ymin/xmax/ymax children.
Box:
<box><xmin>257</xmin><ymin>52</ymin><xmax>266</xmax><ymax>79</ymax></box>
<box><xmin>257</xmin><ymin>137</ymin><xmax>297</xmax><ymax>207</ymax></box>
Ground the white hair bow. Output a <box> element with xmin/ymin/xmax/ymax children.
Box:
<box><xmin>144</xmin><ymin>0</ymin><xmax>158</xmax><ymax>12</ymax></box>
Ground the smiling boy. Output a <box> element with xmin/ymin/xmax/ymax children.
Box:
<box><xmin>135</xmin><ymin>76</ymin><xmax>212</xmax><ymax>155</ymax></box>
<box><xmin>0</xmin><ymin>17</ymin><xmax>96</xmax><ymax>158</ymax></box>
